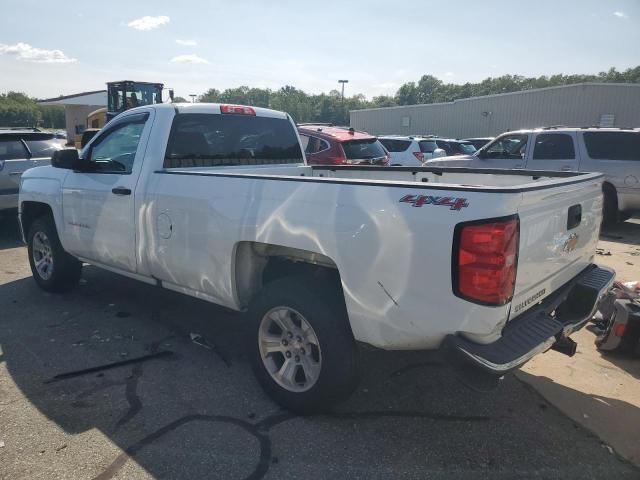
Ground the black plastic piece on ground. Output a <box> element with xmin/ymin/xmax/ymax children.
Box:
<box><xmin>44</xmin><ymin>350</ymin><xmax>174</xmax><ymax>383</ymax></box>
<box><xmin>551</xmin><ymin>336</ymin><xmax>577</xmax><ymax>356</ymax></box>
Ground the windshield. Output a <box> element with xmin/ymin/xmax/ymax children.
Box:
<box><xmin>379</xmin><ymin>138</ymin><xmax>411</xmax><ymax>152</ymax></box>
<box><xmin>342</xmin><ymin>139</ymin><xmax>387</xmax><ymax>160</ymax></box>
<box><xmin>109</xmin><ymin>83</ymin><xmax>162</xmax><ymax>112</ymax></box>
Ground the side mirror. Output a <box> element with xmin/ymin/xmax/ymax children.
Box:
<box><xmin>476</xmin><ymin>149</ymin><xmax>488</xmax><ymax>159</ymax></box>
<box><xmin>169</xmin><ymin>89</ymin><xmax>175</xmax><ymax>102</ymax></box>
<box><xmin>51</xmin><ymin>149</ymin><xmax>81</xmax><ymax>170</ymax></box>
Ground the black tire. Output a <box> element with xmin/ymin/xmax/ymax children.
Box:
<box><xmin>602</xmin><ymin>185</ymin><xmax>619</xmax><ymax>226</ymax></box>
<box><xmin>27</xmin><ymin>216</ymin><xmax>82</xmax><ymax>293</ymax></box>
<box><xmin>248</xmin><ymin>275</ymin><xmax>359</xmax><ymax>414</ymax></box>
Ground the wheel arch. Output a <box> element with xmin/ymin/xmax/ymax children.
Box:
<box><xmin>20</xmin><ymin>201</ymin><xmax>55</xmax><ymax>240</ymax></box>
<box><xmin>233</xmin><ymin>241</ymin><xmax>344</xmax><ymax>309</ymax></box>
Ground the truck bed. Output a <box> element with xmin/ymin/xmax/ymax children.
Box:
<box><xmin>158</xmin><ymin>164</ymin><xmax>600</xmax><ymax>191</ymax></box>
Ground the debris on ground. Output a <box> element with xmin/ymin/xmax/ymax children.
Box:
<box><xmin>189</xmin><ymin>333</ymin><xmax>212</xmax><ymax>350</ymax></box>
<box><xmin>0</xmin><ymin>440</ymin><xmax>5</xmax><ymax>448</ymax></box>
<box><xmin>596</xmin><ymin>248</ymin><xmax>612</xmax><ymax>256</ymax></box>
<box><xmin>602</xmin><ymin>444</ymin><xmax>615</xmax><ymax>455</ymax></box>
<box><xmin>45</xmin><ymin>351</ymin><xmax>174</xmax><ymax>383</ymax></box>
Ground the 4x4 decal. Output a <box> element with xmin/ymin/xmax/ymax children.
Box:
<box><xmin>400</xmin><ymin>194</ymin><xmax>469</xmax><ymax>211</ymax></box>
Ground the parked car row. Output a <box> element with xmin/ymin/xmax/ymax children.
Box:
<box><xmin>295</xmin><ymin>122</ymin><xmax>638</xmax><ymax>224</ymax></box>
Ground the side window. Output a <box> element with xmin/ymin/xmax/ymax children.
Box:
<box><xmin>419</xmin><ymin>140</ymin><xmax>437</xmax><ymax>153</ymax></box>
<box><xmin>583</xmin><ymin>132</ymin><xmax>640</xmax><ymax>161</ymax></box>
<box><xmin>0</xmin><ymin>139</ymin><xmax>27</xmax><ymax>160</ymax></box>
<box><xmin>485</xmin><ymin>134</ymin><xmax>528</xmax><ymax>159</ymax></box>
<box><xmin>532</xmin><ymin>134</ymin><xmax>575</xmax><ymax>160</ymax></box>
<box><xmin>86</xmin><ymin>114</ymin><xmax>147</xmax><ymax>173</ymax></box>
<box><xmin>304</xmin><ymin>135</ymin><xmax>329</xmax><ymax>155</ymax></box>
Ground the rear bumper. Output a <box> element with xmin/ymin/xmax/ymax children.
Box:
<box><xmin>445</xmin><ymin>265</ymin><xmax>615</xmax><ymax>375</ymax></box>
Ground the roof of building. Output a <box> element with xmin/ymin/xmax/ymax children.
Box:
<box><xmin>351</xmin><ymin>82</ymin><xmax>640</xmax><ymax>113</ymax></box>
<box><xmin>38</xmin><ymin>90</ymin><xmax>107</xmax><ymax>106</ymax></box>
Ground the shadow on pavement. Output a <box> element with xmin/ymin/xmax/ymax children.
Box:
<box><xmin>1</xmin><ymin>266</ymin><xmax>639</xmax><ymax>479</ymax></box>
<box><xmin>595</xmin><ymin>349</ymin><xmax>640</xmax><ymax>381</ymax></box>
<box><xmin>517</xmin><ymin>370</ymin><xmax>640</xmax><ymax>468</ymax></box>
<box><xmin>0</xmin><ymin>212</ymin><xmax>22</xmax><ymax>250</ymax></box>
<box><xmin>601</xmin><ymin>216</ymin><xmax>640</xmax><ymax>247</ymax></box>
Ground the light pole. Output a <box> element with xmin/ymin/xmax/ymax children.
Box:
<box><xmin>338</xmin><ymin>79</ymin><xmax>349</xmax><ymax>106</ymax></box>
<box><xmin>189</xmin><ymin>94</ymin><xmax>197</xmax><ymax>103</ymax></box>
<box><xmin>338</xmin><ymin>80</ymin><xmax>349</xmax><ymax>125</ymax></box>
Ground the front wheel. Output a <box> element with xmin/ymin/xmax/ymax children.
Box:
<box><xmin>27</xmin><ymin>216</ymin><xmax>82</xmax><ymax>293</ymax></box>
<box><xmin>248</xmin><ymin>275</ymin><xmax>359</xmax><ymax>414</ymax></box>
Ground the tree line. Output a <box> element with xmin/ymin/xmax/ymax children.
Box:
<box><xmin>3</xmin><ymin>66</ymin><xmax>638</xmax><ymax>128</ymax></box>
<box><xmin>199</xmin><ymin>66</ymin><xmax>640</xmax><ymax>125</ymax></box>
<box><xmin>0</xmin><ymin>92</ymin><xmax>65</xmax><ymax>129</ymax></box>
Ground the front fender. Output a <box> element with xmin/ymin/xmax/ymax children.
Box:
<box><xmin>19</xmin><ymin>166</ymin><xmax>69</xmax><ymax>242</ymax></box>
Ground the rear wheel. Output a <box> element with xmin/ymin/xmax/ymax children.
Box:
<box><xmin>248</xmin><ymin>275</ymin><xmax>359</xmax><ymax>414</ymax></box>
<box><xmin>27</xmin><ymin>216</ymin><xmax>82</xmax><ymax>292</ymax></box>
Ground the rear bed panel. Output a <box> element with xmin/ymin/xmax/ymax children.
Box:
<box><xmin>510</xmin><ymin>177</ymin><xmax>603</xmax><ymax>320</ymax></box>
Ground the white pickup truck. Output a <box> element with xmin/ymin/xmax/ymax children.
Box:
<box><xmin>19</xmin><ymin>103</ymin><xmax>614</xmax><ymax>413</ymax></box>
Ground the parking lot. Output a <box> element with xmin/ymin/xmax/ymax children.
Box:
<box><xmin>0</xmin><ymin>215</ymin><xmax>639</xmax><ymax>480</ymax></box>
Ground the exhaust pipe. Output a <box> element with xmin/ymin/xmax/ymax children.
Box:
<box><xmin>551</xmin><ymin>336</ymin><xmax>577</xmax><ymax>357</ymax></box>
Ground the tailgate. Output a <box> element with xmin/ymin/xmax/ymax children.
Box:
<box><xmin>509</xmin><ymin>176</ymin><xmax>603</xmax><ymax>320</ymax></box>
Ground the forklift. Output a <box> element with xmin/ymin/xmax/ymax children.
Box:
<box><xmin>75</xmin><ymin>80</ymin><xmax>173</xmax><ymax>148</ymax></box>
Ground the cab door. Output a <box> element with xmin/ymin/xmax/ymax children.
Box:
<box><xmin>525</xmin><ymin>132</ymin><xmax>579</xmax><ymax>172</ymax></box>
<box><xmin>61</xmin><ymin>110</ymin><xmax>153</xmax><ymax>272</ymax></box>
<box><xmin>473</xmin><ymin>133</ymin><xmax>530</xmax><ymax>169</ymax></box>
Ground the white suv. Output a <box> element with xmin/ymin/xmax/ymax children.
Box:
<box><xmin>427</xmin><ymin>127</ymin><xmax>640</xmax><ymax>224</ymax></box>
<box><xmin>378</xmin><ymin>136</ymin><xmax>446</xmax><ymax>166</ymax></box>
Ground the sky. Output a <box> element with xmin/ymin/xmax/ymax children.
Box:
<box><xmin>0</xmin><ymin>0</ymin><xmax>639</xmax><ymax>100</ymax></box>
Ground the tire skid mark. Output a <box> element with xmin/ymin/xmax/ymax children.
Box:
<box><xmin>94</xmin><ymin>409</ymin><xmax>490</xmax><ymax>480</ymax></box>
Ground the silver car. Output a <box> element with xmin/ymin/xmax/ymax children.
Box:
<box><xmin>427</xmin><ymin>127</ymin><xmax>640</xmax><ymax>224</ymax></box>
<box><xmin>0</xmin><ymin>130</ymin><xmax>62</xmax><ymax>212</ymax></box>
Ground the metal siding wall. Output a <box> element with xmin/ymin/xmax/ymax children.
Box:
<box><xmin>350</xmin><ymin>84</ymin><xmax>640</xmax><ymax>138</ymax></box>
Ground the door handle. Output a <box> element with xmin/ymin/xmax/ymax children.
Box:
<box><xmin>112</xmin><ymin>187</ymin><xmax>132</xmax><ymax>195</ymax></box>
<box><xmin>561</xmin><ymin>166</ymin><xmax>573</xmax><ymax>171</ymax></box>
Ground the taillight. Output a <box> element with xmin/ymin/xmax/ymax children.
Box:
<box><xmin>412</xmin><ymin>151</ymin><xmax>424</xmax><ymax>162</ymax></box>
<box><xmin>453</xmin><ymin>216</ymin><xmax>519</xmax><ymax>306</ymax></box>
<box><xmin>220</xmin><ymin>104</ymin><xmax>256</xmax><ymax>115</ymax></box>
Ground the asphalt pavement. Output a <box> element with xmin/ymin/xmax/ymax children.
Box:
<box><xmin>0</xmin><ymin>215</ymin><xmax>638</xmax><ymax>479</ymax></box>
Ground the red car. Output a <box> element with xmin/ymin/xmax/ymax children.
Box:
<box><xmin>298</xmin><ymin>124</ymin><xmax>390</xmax><ymax>166</ymax></box>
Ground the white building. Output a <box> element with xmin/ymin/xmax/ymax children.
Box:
<box><xmin>350</xmin><ymin>83</ymin><xmax>640</xmax><ymax>139</ymax></box>
<box><xmin>38</xmin><ymin>90</ymin><xmax>107</xmax><ymax>142</ymax></box>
